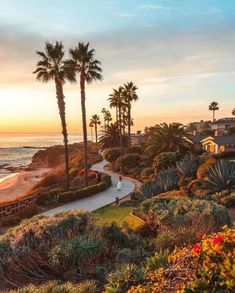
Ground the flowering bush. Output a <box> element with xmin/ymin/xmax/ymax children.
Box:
<box><xmin>186</xmin><ymin>227</ymin><xmax>235</xmax><ymax>292</ymax></box>
<box><xmin>127</xmin><ymin>227</ymin><xmax>235</xmax><ymax>292</ymax></box>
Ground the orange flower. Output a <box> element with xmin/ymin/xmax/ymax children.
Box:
<box><xmin>212</xmin><ymin>235</ymin><xmax>224</xmax><ymax>245</ymax></box>
<box><xmin>193</xmin><ymin>243</ymin><xmax>200</xmax><ymax>255</ymax></box>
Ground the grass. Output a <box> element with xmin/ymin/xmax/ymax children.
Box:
<box><xmin>94</xmin><ymin>204</ymin><xmax>142</xmax><ymax>229</ymax></box>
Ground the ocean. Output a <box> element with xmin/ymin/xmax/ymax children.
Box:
<box><xmin>0</xmin><ymin>134</ymin><xmax>85</xmax><ymax>182</ymax></box>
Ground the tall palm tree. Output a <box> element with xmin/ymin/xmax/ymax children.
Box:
<box><xmin>64</xmin><ymin>42</ymin><xmax>102</xmax><ymax>186</ymax></box>
<box><xmin>90</xmin><ymin>114</ymin><xmax>101</xmax><ymax>144</ymax></box>
<box><xmin>145</xmin><ymin>123</ymin><xmax>193</xmax><ymax>158</ymax></box>
<box><xmin>123</xmin><ymin>82</ymin><xmax>138</xmax><ymax>146</ymax></box>
<box><xmin>89</xmin><ymin>121</ymin><xmax>94</xmax><ymax>141</ymax></box>
<box><xmin>33</xmin><ymin>41</ymin><xmax>75</xmax><ymax>190</ymax></box>
<box><xmin>104</xmin><ymin>110</ymin><xmax>112</xmax><ymax>126</ymax></box>
<box><xmin>209</xmin><ymin>101</ymin><xmax>219</xmax><ymax>122</ymax></box>
<box><xmin>232</xmin><ymin>108</ymin><xmax>235</xmax><ymax>116</ymax></box>
<box><xmin>108</xmin><ymin>87</ymin><xmax>126</xmax><ymax>147</ymax></box>
<box><xmin>101</xmin><ymin>107</ymin><xmax>107</xmax><ymax>128</ymax></box>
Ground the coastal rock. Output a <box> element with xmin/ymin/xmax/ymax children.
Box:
<box><xmin>29</xmin><ymin>142</ymin><xmax>99</xmax><ymax>169</ymax></box>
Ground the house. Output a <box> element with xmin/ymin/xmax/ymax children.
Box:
<box><xmin>211</xmin><ymin>117</ymin><xmax>235</xmax><ymax>135</ymax></box>
<box><xmin>190</xmin><ymin>135</ymin><xmax>235</xmax><ymax>154</ymax></box>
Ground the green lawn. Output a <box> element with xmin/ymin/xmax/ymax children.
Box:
<box><xmin>94</xmin><ymin>204</ymin><xmax>142</xmax><ymax>229</ymax></box>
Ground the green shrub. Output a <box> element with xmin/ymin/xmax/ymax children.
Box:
<box><xmin>102</xmin><ymin>173</ymin><xmax>112</xmax><ymax>188</ymax></box>
<box><xmin>153</xmin><ymin>151</ymin><xmax>181</xmax><ymax>173</ymax></box>
<box><xmin>58</xmin><ymin>182</ymin><xmax>107</xmax><ymax>203</ymax></box>
<box><xmin>126</xmin><ymin>145</ymin><xmax>143</xmax><ymax>154</ymax></box>
<box><xmin>115</xmin><ymin>153</ymin><xmax>141</xmax><ymax>174</ymax></box>
<box><xmin>9</xmin><ymin>280</ymin><xmax>96</xmax><ymax>293</ymax></box>
<box><xmin>134</xmin><ymin>198</ymin><xmax>231</xmax><ymax>230</ymax></box>
<box><xmin>106</xmin><ymin>263</ymin><xmax>145</xmax><ymax>293</ymax></box>
<box><xmin>103</xmin><ymin>147</ymin><xmax>124</xmax><ymax>163</ymax></box>
<box><xmin>36</xmin><ymin>188</ymin><xmax>65</xmax><ymax>206</ymax></box>
<box><xmin>219</xmin><ymin>194</ymin><xmax>235</xmax><ymax>208</ymax></box>
<box><xmin>102</xmin><ymin>222</ymin><xmax>129</xmax><ymax>248</ymax></box>
<box><xmin>205</xmin><ymin>159</ymin><xmax>235</xmax><ymax>192</ymax></box>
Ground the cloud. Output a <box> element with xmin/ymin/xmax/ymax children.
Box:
<box><xmin>115</xmin><ymin>12</ymin><xmax>136</xmax><ymax>17</ymax></box>
<box><xmin>139</xmin><ymin>4</ymin><xmax>172</xmax><ymax>10</ymax></box>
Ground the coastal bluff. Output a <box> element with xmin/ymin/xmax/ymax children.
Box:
<box><xmin>28</xmin><ymin>141</ymin><xmax>99</xmax><ymax>169</ymax></box>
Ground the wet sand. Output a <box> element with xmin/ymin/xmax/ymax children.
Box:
<box><xmin>0</xmin><ymin>168</ymin><xmax>51</xmax><ymax>203</ymax></box>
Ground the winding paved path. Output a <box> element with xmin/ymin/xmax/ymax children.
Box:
<box><xmin>43</xmin><ymin>160</ymin><xmax>136</xmax><ymax>216</ymax></box>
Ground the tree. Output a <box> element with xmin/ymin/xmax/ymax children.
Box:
<box><xmin>99</xmin><ymin>123</ymin><xmax>128</xmax><ymax>151</ymax></box>
<box><xmin>145</xmin><ymin>123</ymin><xmax>193</xmax><ymax>158</ymax></box>
<box><xmin>104</xmin><ymin>110</ymin><xmax>112</xmax><ymax>126</ymax></box>
<box><xmin>64</xmin><ymin>42</ymin><xmax>102</xmax><ymax>186</ymax></box>
<box><xmin>33</xmin><ymin>41</ymin><xmax>75</xmax><ymax>190</ymax></box>
<box><xmin>90</xmin><ymin>114</ymin><xmax>101</xmax><ymax>144</ymax></box>
<box><xmin>89</xmin><ymin>121</ymin><xmax>94</xmax><ymax>141</ymax></box>
<box><xmin>101</xmin><ymin>107</ymin><xmax>107</xmax><ymax>128</ymax></box>
<box><xmin>209</xmin><ymin>101</ymin><xmax>219</xmax><ymax>122</ymax></box>
<box><xmin>232</xmin><ymin>108</ymin><xmax>235</xmax><ymax>116</ymax></box>
<box><xmin>123</xmin><ymin>82</ymin><xmax>138</xmax><ymax>146</ymax></box>
<box><xmin>108</xmin><ymin>87</ymin><xmax>127</xmax><ymax>147</ymax></box>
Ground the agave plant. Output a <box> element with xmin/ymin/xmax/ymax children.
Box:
<box><xmin>138</xmin><ymin>168</ymin><xmax>179</xmax><ymax>198</ymax></box>
<box><xmin>176</xmin><ymin>157</ymin><xmax>199</xmax><ymax>178</ymax></box>
<box><xmin>146</xmin><ymin>249</ymin><xmax>169</xmax><ymax>271</ymax></box>
<box><xmin>205</xmin><ymin>160</ymin><xmax>235</xmax><ymax>192</ymax></box>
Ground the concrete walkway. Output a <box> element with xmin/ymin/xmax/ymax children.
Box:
<box><xmin>43</xmin><ymin>160</ymin><xmax>135</xmax><ymax>216</ymax></box>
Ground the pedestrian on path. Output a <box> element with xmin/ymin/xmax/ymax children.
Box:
<box><xmin>117</xmin><ymin>176</ymin><xmax>123</xmax><ymax>191</ymax></box>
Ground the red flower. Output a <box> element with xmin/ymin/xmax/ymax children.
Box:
<box><xmin>193</xmin><ymin>243</ymin><xmax>200</xmax><ymax>255</ymax></box>
<box><xmin>212</xmin><ymin>235</ymin><xmax>224</xmax><ymax>245</ymax></box>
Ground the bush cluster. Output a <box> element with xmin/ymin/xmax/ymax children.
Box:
<box><xmin>134</xmin><ymin>197</ymin><xmax>231</xmax><ymax>230</ymax></box>
<box><xmin>58</xmin><ymin>182</ymin><xmax>107</xmax><ymax>203</ymax></box>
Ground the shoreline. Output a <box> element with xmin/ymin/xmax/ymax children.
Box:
<box><xmin>0</xmin><ymin>172</ymin><xmax>19</xmax><ymax>185</ymax></box>
<box><xmin>0</xmin><ymin>168</ymin><xmax>52</xmax><ymax>204</ymax></box>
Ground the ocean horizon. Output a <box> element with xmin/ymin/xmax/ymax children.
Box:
<box><xmin>0</xmin><ymin>134</ymin><xmax>89</xmax><ymax>181</ymax></box>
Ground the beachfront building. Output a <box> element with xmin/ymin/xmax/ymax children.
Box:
<box><xmin>190</xmin><ymin>135</ymin><xmax>235</xmax><ymax>154</ymax></box>
<box><xmin>211</xmin><ymin>117</ymin><xmax>235</xmax><ymax>135</ymax></box>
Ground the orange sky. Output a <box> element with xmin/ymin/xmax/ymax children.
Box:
<box><xmin>0</xmin><ymin>1</ymin><xmax>235</xmax><ymax>134</ymax></box>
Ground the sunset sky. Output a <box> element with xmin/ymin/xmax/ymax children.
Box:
<box><xmin>0</xmin><ymin>0</ymin><xmax>235</xmax><ymax>134</ymax></box>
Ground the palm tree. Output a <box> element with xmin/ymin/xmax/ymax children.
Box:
<box><xmin>209</xmin><ymin>101</ymin><xmax>219</xmax><ymax>122</ymax></box>
<box><xmin>145</xmin><ymin>123</ymin><xmax>193</xmax><ymax>158</ymax></box>
<box><xmin>99</xmin><ymin>123</ymin><xmax>128</xmax><ymax>150</ymax></box>
<box><xmin>90</xmin><ymin>114</ymin><xmax>101</xmax><ymax>144</ymax></box>
<box><xmin>232</xmin><ymin>108</ymin><xmax>235</xmax><ymax>116</ymax></box>
<box><xmin>33</xmin><ymin>41</ymin><xmax>75</xmax><ymax>190</ymax></box>
<box><xmin>101</xmin><ymin>107</ymin><xmax>107</xmax><ymax>128</ymax></box>
<box><xmin>64</xmin><ymin>43</ymin><xmax>102</xmax><ymax>186</ymax></box>
<box><xmin>89</xmin><ymin>121</ymin><xmax>94</xmax><ymax>141</ymax></box>
<box><xmin>123</xmin><ymin>82</ymin><xmax>138</xmax><ymax>146</ymax></box>
<box><xmin>108</xmin><ymin>87</ymin><xmax>126</xmax><ymax>147</ymax></box>
<box><xmin>104</xmin><ymin>110</ymin><xmax>112</xmax><ymax>126</ymax></box>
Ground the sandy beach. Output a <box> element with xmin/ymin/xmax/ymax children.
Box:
<box><xmin>0</xmin><ymin>168</ymin><xmax>51</xmax><ymax>203</ymax></box>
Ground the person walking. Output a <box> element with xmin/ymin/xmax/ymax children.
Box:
<box><xmin>117</xmin><ymin>176</ymin><xmax>123</xmax><ymax>191</ymax></box>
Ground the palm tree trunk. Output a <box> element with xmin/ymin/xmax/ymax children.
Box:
<box><xmin>80</xmin><ymin>72</ymin><xmax>89</xmax><ymax>187</ymax></box>
<box><xmin>213</xmin><ymin>110</ymin><xmax>215</xmax><ymax>122</ymax></box>
<box><xmin>103</xmin><ymin>115</ymin><xmax>106</xmax><ymax>129</ymax></box>
<box><xmin>95</xmin><ymin>123</ymin><xmax>98</xmax><ymax>144</ymax></box>
<box><xmin>116</xmin><ymin>107</ymin><xmax>118</xmax><ymax>123</ymax></box>
<box><xmin>90</xmin><ymin>127</ymin><xmax>93</xmax><ymax>142</ymax></box>
<box><xmin>55</xmin><ymin>80</ymin><xmax>70</xmax><ymax>190</ymax></box>
<box><xmin>128</xmin><ymin>104</ymin><xmax>131</xmax><ymax>146</ymax></box>
<box><xmin>119</xmin><ymin>104</ymin><xmax>122</xmax><ymax>147</ymax></box>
